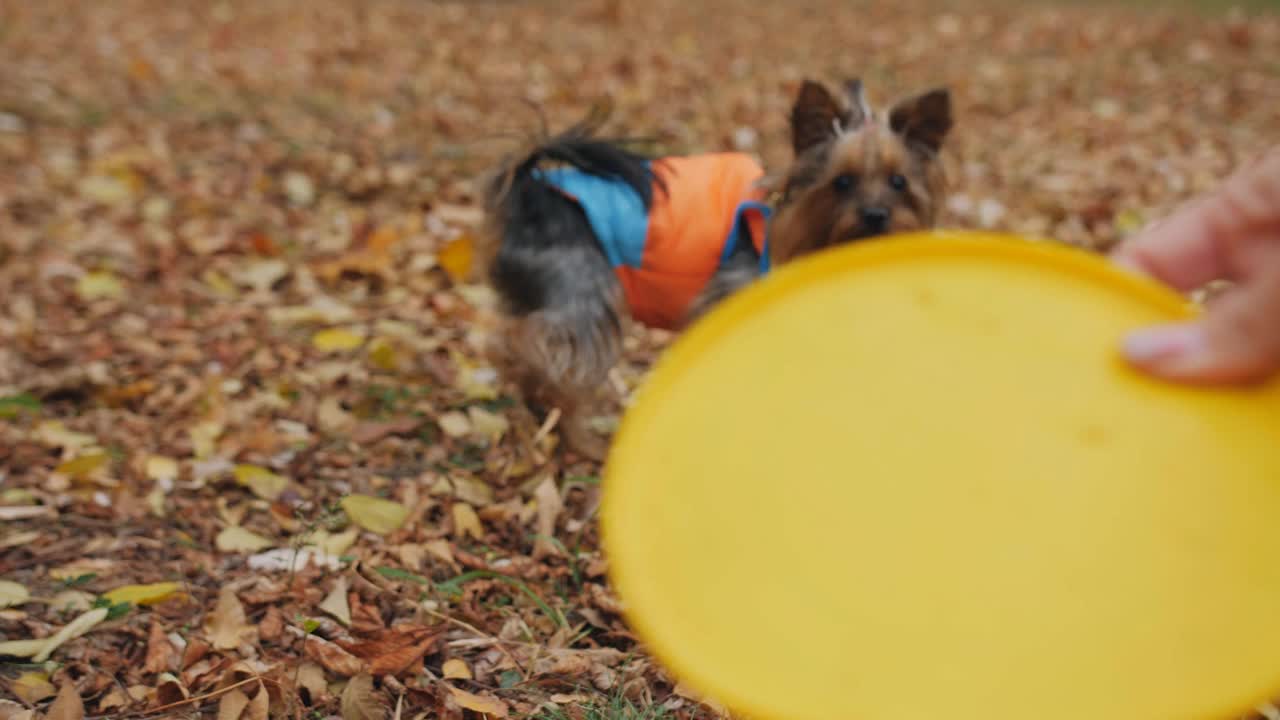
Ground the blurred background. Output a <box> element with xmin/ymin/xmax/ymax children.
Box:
<box><xmin>0</xmin><ymin>0</ymin><xmax>1278</xmax><ymax>718</ymax></box>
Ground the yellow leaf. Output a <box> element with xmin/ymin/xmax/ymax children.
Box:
<box><xmin>189</xmin><ymin>419</ymin><xmax>224</xmax><ymax>459</ymax></box>
<box><xmin>310</xmin><ymin>527</ymin><xmax>359</xmax><ymax>556</ymax></box>
<box><xmin>437</xmin><ymin>411</ymin><xmax>471</xmax><ymax>438</ymax></box>
<box><xmin>216</xmin><ymin>526</ymin><xmax>275</xmax><ymax>553</ymax></box>
<box><xmin>447</xmin><ymin>686</ymin><xmax>507</xmax><ymax>718</ymax></box>
<box><xmin>340</xmin><ymin>495</ymin><xmax>408</xmax><ymax>535</ymax></box>
<box><xmin>312</xmin><ymin>327</ymin><xmax>365</xmax><ymax>352</ymax></box>
<box><xmin>0</xmin><ymin>638</ymin><xmax>48</xmax><ymax>657</ymax></box>
<box><xmin>202</xmin><ymin>269</ymin><xmax>239</xmax><ymax>299</ymax></box>
<box><xmin>232</xmin><ymin>465</ymin><xmax>288</xmax><ymax>501</ymax></box>
<box><xmin>145</xmin><ymin>455</ymin><xmax>179</xmax><ymax>482</ymax></box>
<box><xmin>103</xmin><ymin>582</ymin><xmax>181</xmax><ymax>607</ymax></box>
<box><xmin>34</xmin><ymin>421</ymin><xmax>96</xmax><ymax>450</ymax></box>
<box><xmin>437</xmin><ymin>233</ymin><xmax>474</xmax><ymax>284</ymax></box>
<box><xmin>76</xmin><ymin>271</ymin><xmax>125</xmax><ymax>301</ymax></box>
<box><xmin>467</xmin><ymin>406</ymin><xmax>509</xmax><ymax>442</ymax></box>
<box><xmin>54</xmin><ymin>452</ymin><xmax>109</xmax><ymax>479</ymax></box>
<box><xmin>442</xmin><ymin>658</ymin><xmax>472</xmax><ymax>680</ymax></box>
<box><xmin>452</xmin><ymin>503</ymin><xmax>483</xmax><ymax>540</ymax></box>
<box><xmin>13</xmin><ymin>671</ymin><xmax>56</xmax><ymax>704</ymax></box>
<box><xmin>366</xmin><ymin>337</ymin><xmax>400</xmax><ymax>372</ymax></box>
<box><xmin>0</xmin><ymin>579</ymin><xmax>30</xmax><ymax>608</ymax></box>
<box><xmin>33</xmin><ymin>606</ymin><xmax>109</xmax><ymax>662</ymax></box>
<box><xmin>318</xmin><ymin>576</ymin><xmax>351</xmax><ymax>626</ymax></box>
<box><xmin>1115</xmin><ymin>208</ymin><xmax>1146</xmax><ymax>236</ymax></box>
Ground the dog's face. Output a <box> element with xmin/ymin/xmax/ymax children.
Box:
<box><xmin>768</xmin><ymin>79</ymin><xmax>953</xmax><ymax>263</ymax></box>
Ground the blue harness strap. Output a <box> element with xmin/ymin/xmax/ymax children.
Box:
<box><xmin>535</xmin><ymin>166</ymin><xmax>650</xmax><ymax>269</ymax></box>
<box><xmin>720</xmin><ymin>200</ymin><xmax>773</xmax><ymax>275</ymax></box>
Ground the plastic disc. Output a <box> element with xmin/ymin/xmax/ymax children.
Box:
<box><xmin>600</xmin><ymin>231</ymin><xmax>1280</xmax><ymax>720</ymax></box>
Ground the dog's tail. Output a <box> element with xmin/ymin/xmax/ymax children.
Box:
<box><xmin>483</xmin><ymin>104</ymin><xmax>665</xmax><ymax>226</ymax></box>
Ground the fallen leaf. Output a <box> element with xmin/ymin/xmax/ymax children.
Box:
<box><xmin>467</xmin><ymin>406</ymin><xmax>509</xmax><ymax>442</ymax></box>
<box><xmin>75</xmin><ymin>270</ymin><xmax>126</xmax><ymax>301</ymax></box>
<box><xmin>296</xmin><ymin>661</ymin><xmax>329</xmax><ymax>703</ymax></box>
<box><xmin>340</xmin><ymin>673</ymin><xmax>386</xmax><ymax>720</ymax></box>
<box><xmin>341</xmin><ymin>494</ymin><xmax>408</xmax><ymax>535</ymax></box>
<box><xmin>155</xmin><ymin>672</ymin><xmax>188</xmax><ymax>706</ymax></box>
<box><xmin>33</xmin><ymin>421</ymin><xmax>96</xmax><ymax>450</ymax></box>
<box><xmin>0</xmin><ymin>580</ymin><xmax>30</xmax><ymax>608</ymax></box>
<box><xmin>318</xmin><ymin>396</ymin><xmax>357</xmax><ymax>434</ymax></box>
<box><xmin>532</xmin><ymin>477</ymin><xmax>564</xmax><ymax>560</ymax></box>
<box><xmin>49</xmin><ymin>590</ymin><xmax>95</xmax><ymax>614</ymax></box>
<box><xmin>447</xmin><ymin>686</ymin><xmax>508</xmax><ymax>718</ymax></box>
<box><xmin>216</xmin><ymin>688</ymin><xmax>250</xmax><ymax>720</ymax></box>
<box><xmin>232</xmin><ymin>258</ymin><xmax>290</xmax><ymax>293</ymax></box>
<box><xmin>451</xmin><ymin>502</ymin><xmax>483</xmax><ymax>540</ymax></box>
<box><xmin>145</xmin><ymin>455</ymin><xmax>179</xmax><ymax>482</ymax></box>
<box><xmin>216</xmin><ymin>526</ymin><xmax>276</xmax><ymax>553</ymax></box>
<box><xmin>33</xmin><ymin>606</ymin><xmax>109</xmax><ymax>662</ymax></box>
<box><xmin>423</xmin><ymin>539</ymin><xmax>459</xmax><ymax>572</ymax></box>
<box><xmin>247</xmin><ymin>546</ymin><xmax>343</xmax><ymax>573</ymax></box>
<box><xmin>304</xmin><ymin>634</ymin><xmax>367</xmax><ymax>677</ymax></box>
<box><xmin>53</xmin><ymin>452</ymin><xmax>109</xmax><ymax>479</ymax></box>
<box><xmin>232</xmin><ymin>464</ymin><xmax>289</xmax><ymax>500</ymax></box>
<box><xmin>436</xmin><ymin>233</ymin><xmax>474</xmax><ymax>284</ymax></box>
<box><xmin>103</xmin><ymin>582</ymin><xmax>181</xmax><ymax>606</ymax></box>
<box><xmin>447</xmin><ymin>474</ymin><xmax>493</xmax><ymax>506</ymax></box>
<box><xmin>339</xmin><ymin>625</ymin><xmax>443</xmax><ymax>676</ymax></box>
<box><xmin>442</xmin><ymin>658</ymin><xmax>471</xmax><ymax>680</ymax></box>
<box><xmin>436</xmin><ymin>411</ymin><xmax>471</xmax><ymax>438</ymax></box>
<box><xmin>0</xmin><ymin>639</ymin><xmax>48</xmax><ymax>657</ymax></box>
<box><xmin>206</xmin><ymin>587</ymin><xmax>255</xmax><ymax>650</ymax></box>
<box><xmin>310</xmin><ymin>527</ymin><xmax>360</xmax><ymax>556</ymax></box>
<box><xmin>366</xmin><ymin>337</ymin><xmax>401</xmax><ymax>371</ymax></box>
<box><xmin>312</xmin><ymin>327</ymin><xmax>366</xmax><ymax>352</ymax></box>
<box><xmin>350</xmin><ymin>416</ymin><xmax>422</xmax><ymax>444</ymax></box>
<box><xmin>319</xmin><ymin>576</ymin><xmax>352</xmax><ymax>626</ymax></box>
<box><xmin>46</xmin><ymin>683</ymin><xmax>85</xmax><ymax>720</ymax></box>
<box><xmin>245</xmin><ymin>683</ymin><xmax>269</xmax><ymax>720</ymax></box>
<box><xmin>144</xmin><ymin>620</ymin><xmax>177</xmax><ymax>674</ymax></box>
<box><xmin>12</xmin><ymin>672</ymin><xmax>56</xmax><ymax>704</ymax></box>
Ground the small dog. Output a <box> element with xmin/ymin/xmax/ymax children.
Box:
<box><xmin>479</xmin><ymin>79</ymin><xmax>953</xmax><ymax>459</ymax></box>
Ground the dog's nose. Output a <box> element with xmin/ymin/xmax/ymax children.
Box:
<box><xmin>861</xmin><ymin>206</ymin><xmax>890</xmax><ymax>232</ymax></box>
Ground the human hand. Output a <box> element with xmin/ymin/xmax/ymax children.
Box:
<box><xmin>1112</xmin><ymin>147</ymin><xmax>1280</xmax><ymax>385</ymax></box>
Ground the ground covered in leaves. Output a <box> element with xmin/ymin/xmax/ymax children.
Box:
<box><xmin>1</xmin><ymin>0</ymin><xmax>1278</xmax><ymax>718</ymax></box>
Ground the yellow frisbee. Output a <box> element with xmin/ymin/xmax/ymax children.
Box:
<box><xmin>600</xmin><ymin>231</ymin><xmax>1280</xmax><ymax>720</ymax></box>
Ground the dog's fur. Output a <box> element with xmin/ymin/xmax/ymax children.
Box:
<box><xmin>479</xmin><ymin>79</ymin><xmax>953</xmax><ymax>459</ymax></box>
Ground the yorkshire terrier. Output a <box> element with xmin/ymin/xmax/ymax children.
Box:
<box><xmin>479</xmin><ymin>78</ymin><xmax>953</xmax><ymax>459</ymax></box>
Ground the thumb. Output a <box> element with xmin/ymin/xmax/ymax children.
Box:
<box><xmin>1121</xmin><ymin>263</ymin><xmax>1280</xmax><ymax>385</ymax></box>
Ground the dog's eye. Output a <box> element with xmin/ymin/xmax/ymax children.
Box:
<box><xmin>831</xmin><ymin>174</ymin><xmax>857</xmax><ymax>193</ymax></box>
<box><xmin>888</xmin><ymin>174</ymin><xmax>908</xmax><ymax>192</ymax></box>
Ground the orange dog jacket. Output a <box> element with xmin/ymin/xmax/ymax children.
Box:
<box><xmin>539</xmin><ymin>153</ymin><xmax>772</xmax><ymax>330</ymax></box>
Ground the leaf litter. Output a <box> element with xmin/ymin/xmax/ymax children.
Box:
<box><xmin>0</xmin><ymin>0</ymin><xmax>1277</xmax><ymax>717</ymax></box>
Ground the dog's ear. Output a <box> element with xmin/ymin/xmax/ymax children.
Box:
<box><xmin>790</xmin><ymin>80</ymin><xmax>853</xmax><ymax>155</ymax></box>
<box><xmin>888</xmin><ymin>87</ymin><xmax>952</xmax><ymax>154</ymax></box>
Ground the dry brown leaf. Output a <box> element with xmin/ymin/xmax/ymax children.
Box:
<box><xmin>532</xmin><ymin>476</ymin><xmax>564</xmax><ymax>560</ymax></box>
<box><xmin>216</xmin><ymin>688</ymin><xmax>250</xmax><ymax>720</ymax></box>
<box><xmin>340</xmin><ymin>673</ymin><xmax>386</xmax><ymax>720</ymax></box>
<box><xmin>144</xmin><ymin>620</ymin><xmax>177</xmax><ymax>674</ymax></box>
<box><xmin>155</xmin><ymin>672</ymin><xmax>189</xmax><ymax>706</ymax></box>
<box><xmin>45</xmin><ymin>683</ymin><xmax>84</xmax><ymax>720</ymax></box>
<box><xmin>304</xmin><ymin>634</ymin><xmax>367</xmax><ymax>677</ymax></box>
<box><xmin>339</xmin><ymin>625</ymin><xmax>443</xmax><ymax>677</ymax></box>
<box><xmin>206</xmin><ymin>587</ymin><xmax>255</xmax><ymax>650</ymax></box>
<box><xmin>350</xmin><ymin>417</ymin><xmax>423</xmax><ymax>444</ymax></box>
<box><xmin>447</xmin><ymin>685</ymin><xmax>508</xmax><ymax>718</ymax></box>
<box><xmin>319</xmin><ymin>576</ymin><xmax>352</xmax><ymax>626</ymax></box>
<box><xmin>423</xmin><ymin>539</ymin><xmax>459</xmax><ymax>572</ymax></box>
<box><xmin>296</xmin><ymin>661</ymin><xmax>330</xmax><ymax>703</ymax></box>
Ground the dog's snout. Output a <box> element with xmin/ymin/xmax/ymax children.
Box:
<box><xmin>861</xmin><ymin>206</ymin><xmax>890</xmax><ymax>231</ymax></box>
